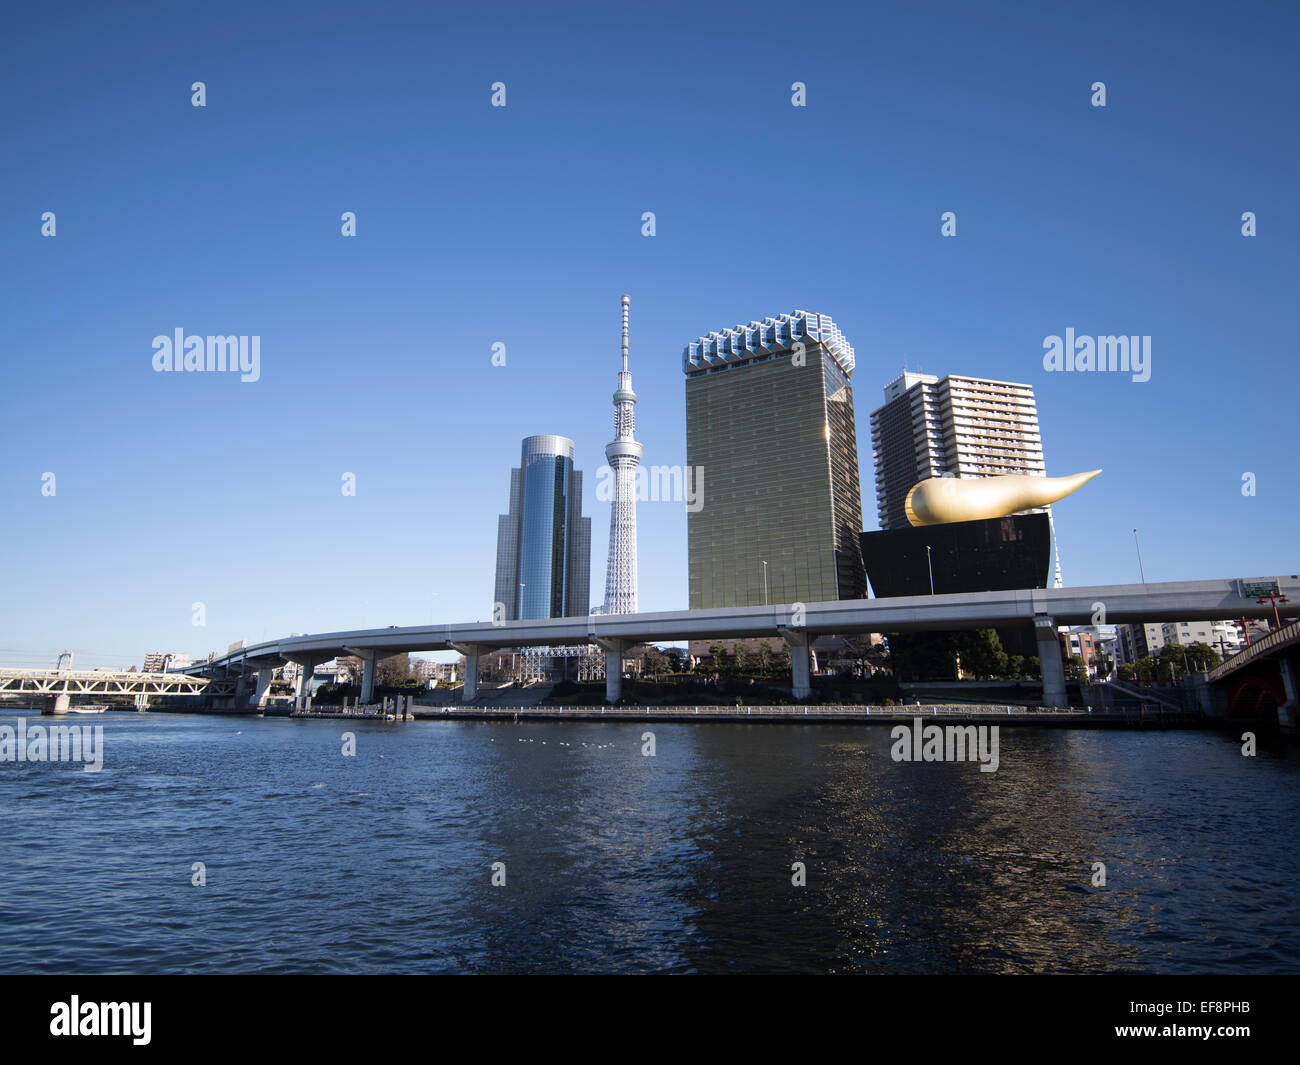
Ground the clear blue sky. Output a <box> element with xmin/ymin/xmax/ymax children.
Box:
<box><xmin>2</xmin><ymin>0</ymin><xmax>1297</xmax><ymax>668</ymax></box>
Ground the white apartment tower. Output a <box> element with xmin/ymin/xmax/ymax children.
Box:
<box><xmin>870</xmin><ymin>371</ymin><xmax>1063</xmax><ymax>584</ymax></box>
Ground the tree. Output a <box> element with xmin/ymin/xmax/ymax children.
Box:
<box><xmin>1063</xmin><ymin>655</ymin><xmax>1088</xmax><ymax>682</ymax></box>
<box><xmin>885</xmin><ymin>632</ymin><xmax>954</xmax><ymax>680</ymax></box>
<box><xmin>1183</xmin><ymin>641</ymin><xmax>1222</xmax><ymax>672</ymax></box>
<box><xmin>771</xmin><ymin>645</ymin><xmax>791</xmax><ymax>674</ymax></box>
<box><xmin>1158</xmin><ymin>644</ymin><xmax>1185</xmax><ymax>681</ymax></box>
<box><xmin>1152</xmin><ymin>641</ymin><xmax>1219</xmax><ymax>680</ymax></box>
<box><xmin>708</xmin><ymin>644</ymin><xmax>727</xmax><ymax>675</ymax></box>
<box><xmin>1006</xmin><ymin>654</ymin><xmax>1025</xmax><ymax>680</ymax></box>
<box><xmin>888</xmin><ymin>629</ymin><xmax>1006</xmax><ymax>680</ymax></box>
<box><xmin>956</xmin><ymin>629</ymin><xmax>1008</xmax><ymax>680</ymax></box>
<box><xmin>839</xmin><ymin>635</ymin><xmax>874</xmax><ymax>677</ymax></box>
<box><xmin>1117</xmin><ymin>662</ymin><xmax>1137</xmax><ymax>681</ymax></box>
<box><xmin>338</xmin><ymin>655</ymin><xmax>364</xmax><ymax>685</ymax></box>
<box><xmin>376</xmin><ymin>653</ymin><xmax>411</xmax><ymax>687</ymax></box>
<box><xmin>642</xmin><ymin>646</ymin><xmax>667</xmax><ymax>677</ymax></box>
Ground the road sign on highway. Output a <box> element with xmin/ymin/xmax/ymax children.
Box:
<box><xmin>1240</xmin><ymin>579</ymin><xmax>1280</xmax><ymax>598</ymax></box>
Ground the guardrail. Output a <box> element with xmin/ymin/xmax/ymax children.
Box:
<box><xmin>399</xmin><ymin>703</ymin><xmax>1190</xmax><ymax>722</ymax></box>
<box><xmin>1094</xmin><ymin>678</ymin><xmax>1184</xmax><ymax>711</ymax></box>
<box><xmin>1206</xmin><ymin>619</ymin><xmax>1300</xmax><ymax>682</ymax></box>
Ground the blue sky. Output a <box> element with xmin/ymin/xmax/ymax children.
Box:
<box><xmin>2</xmin><ymin>0</ymin><xmax>1297</xmax><ymax>668</ymax></box>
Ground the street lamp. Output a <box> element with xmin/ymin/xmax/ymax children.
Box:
<box><xmin>761</xmin><ymin>561</ymin><xmax>769</xmax><ymax>605</ymax></box>
<box><xmin>925</xmin><ymin>545</ymin><xmax>935</xmax><ymax>595</ymax></box>
<box><xmin>1257</xmin><ymin>593</ymin><xmax>1290</xmax><ymax>629</ymax></box>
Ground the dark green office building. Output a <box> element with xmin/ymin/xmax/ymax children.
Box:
<box><xmin>684</xmin><ymin>311</ymin><xmax>867</xmax><ymax>609</ymax></box>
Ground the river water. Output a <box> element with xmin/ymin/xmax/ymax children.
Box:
<box><xmin>1</xmin><ymin>711</ymin><xmax>1295</xmax><ymax>974</ymax></box>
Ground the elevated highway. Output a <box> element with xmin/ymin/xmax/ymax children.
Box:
<box><xmin>185</xmin><ymin>576</ymin><xmax>1300</xmax><ymax>710</ymax></box>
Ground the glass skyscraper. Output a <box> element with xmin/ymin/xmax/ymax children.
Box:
<box><xmin>684</xmin><ymin>310</ymin><xmax>867</xmax><ymax>609</ymax></box>
<box><xmin>493</xmin><ymin>435</ymin><xmax>591</xmax><ymax>620</ymax></box>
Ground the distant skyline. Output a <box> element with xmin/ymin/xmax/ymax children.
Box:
<box><xmin>2</xmin><ymin>1</ymin><xmax>1297</xmax><ymax>668</ymax></box>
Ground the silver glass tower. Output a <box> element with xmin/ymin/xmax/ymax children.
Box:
<box><xmin>493</xmin><ymin>435</ymin><xmax>591</xmax><ymax>620</ymax></box>
<box><xmin>602</xmin><ymin>295</ymin><xmax>641</xmax><ymax>615</ymax></box>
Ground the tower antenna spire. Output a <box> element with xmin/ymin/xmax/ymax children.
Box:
<box><xmin>621</xmin><ymin>293</ymin><xmax>630</xmax><ymax>372</ymax></box>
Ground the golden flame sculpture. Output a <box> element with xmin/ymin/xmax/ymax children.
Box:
<box><xmin>904</xmin><ymin>470</ymin><xmax>1102</xmax><ymax>527</ymax></box>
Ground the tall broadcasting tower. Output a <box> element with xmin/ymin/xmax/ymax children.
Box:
<box><xmin>602</xmin><ymin>294</ymin><xmax>641</xmax><ymax>614</ymax></box>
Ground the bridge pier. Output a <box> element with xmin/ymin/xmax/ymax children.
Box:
<box><xmin>451</xmin><ymin>644</ymin><xmax>481</xmax><ymax>702</ymax></box>
<box><xmin>291</xmin><ymin>658</ymin><xmax>318</xmax><ymax>710</ymax></box>
<box><xmin>253</xmin><ymin>662</ymin><xmax>277</xmax><ymax>709</ymax></box>
<box><xmin>345</xmin><ymin>647</ymin><xmax>377</xmax><ymax>705</ymax></box>
<box><xmin>1035</xmin><ymin>614</ymin><xmax>1068</xmax><ymax>708</ymax></box>
<box><xmin>43</xmin><ymin>693</ymin><xmax>70</xmax><ymax>715</ymax></box>
<box><xmin>593</xmin><ymin>638</ymin><xmax>633</xmax><ymax>703</ymax></box>
<box><xmin>1279</xmin><ymin>656</ymin><xmax>1298</xmax><ymax>729</ymax></box>
<box><xmin>463</xmin><ymin>649</ymin><xmax>479</xmax><ymax>701</ymax></box>
<box><xmin>780</xmin><ymin>628</ymin><xmax>812</xmax><ymax>700</ymax></box>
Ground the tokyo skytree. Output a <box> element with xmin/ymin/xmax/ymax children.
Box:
<box><xmin>602</xmin><ymin>294</ymin><xmax>641</xmax><ymax>614</ymax></box>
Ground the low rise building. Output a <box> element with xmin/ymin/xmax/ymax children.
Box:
<box><xmin>142</xmin><ymin>652</ymin><xmax>192</xmax><ymax>673</ymax></box>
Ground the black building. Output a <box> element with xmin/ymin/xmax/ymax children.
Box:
<box><xmin>860</xmin><ymin>514</ymin><xmax>1053</xmax><ymax>657</ymax></box>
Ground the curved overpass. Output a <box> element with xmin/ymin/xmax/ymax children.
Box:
<box><xmin>186</xmin><ymin>576</ymin><xmax>1299</xmax><ymax>708</ymax></box>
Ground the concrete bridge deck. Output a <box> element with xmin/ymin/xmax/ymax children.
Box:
<box><xmin>182</xmin><ymin>576</ymin><xmax>1299</xmax><ymax>711</ymax></box>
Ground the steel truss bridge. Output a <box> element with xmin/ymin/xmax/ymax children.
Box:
<box><xmin>0</xmin><ymin>668</ymin><xmax>234</xmax><ymax>712</ymax></box>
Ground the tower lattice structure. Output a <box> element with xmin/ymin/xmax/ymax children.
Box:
<box><xmin>602</xmin><ymin>294</ymin><xmax>641</xmax><ymax>614</ymax></box>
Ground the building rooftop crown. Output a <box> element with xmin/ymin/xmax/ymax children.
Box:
<box><xmin>683</xmin><ymin>310</ymin><xmax>854</xmax><ymax>377</ymax></box>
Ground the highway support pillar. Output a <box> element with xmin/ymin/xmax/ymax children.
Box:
<box><xmin>344</xmin><ymin>647</ymin><xmax>377</xmax><ymax>705</ymax></box>
<box><xmin>1035</xmin><ymin>614</ymin><xmax>1068</xmax><ymax>708</ymax></box>
<box><xmin>291</xmin><ymin>658</ymin><xmax>318</xmax><ymax>710</ymax></box>
<box><xmin>254</xmin><ymin>662</ymin><xmax>277</xmax><ymax>709</ymax></box>
<box><xmin>780</xmin><ymin>627</ymin><xmax>813</xmax><ymax>701</ymax></box>
<box><xmin>1278</xmin><ymin>654</ymin><xmax>1298</xmax><ymax>729</ymax></box>
<box><xmin>593</xmin><ymin>638</ymin><xmax>632</xmax><ymax>703</ymax></box>
<box><xmin>452</xmin><ymin>644</ymin><xmax>481</xmax><ymax>702</ymax></box>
